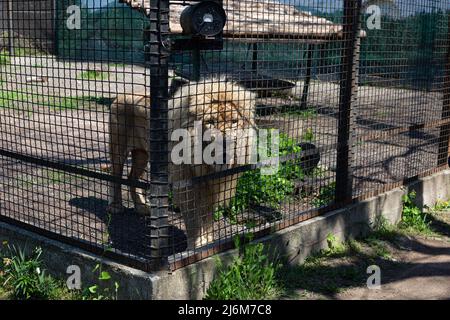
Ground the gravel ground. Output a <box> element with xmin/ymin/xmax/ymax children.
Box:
<box><xmin>0</xmin><ymin>57</ymin><xmax>444</xmax><ymax>264</ymax></box>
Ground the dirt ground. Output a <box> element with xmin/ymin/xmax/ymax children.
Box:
<box><xmin>282</xmin><ymin>209</ymin><xmax>450</xmax><ymax>300</ymax></box>
<box><xmin>339</xmin><ymin>236</ymin><xmax>450</xmax><ymax>300</ymax></box>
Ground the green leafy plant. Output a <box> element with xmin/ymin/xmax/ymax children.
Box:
<box><xmin>1</xmin><ymin>246</ymin><xmax>57</xmax><ymax>300</ymax></box>
<box><xmin>323</xmin><ymin>233</ymin><xmax>347</xmax><ymax>256</ymax></box>
<box><xmin>312</xmin><ymin>182</ymin><xmax>336</xmax><ymax>208</ymax></box>
<box><xmin>400</xmin><ymin>191</ymin><xmax>431</xmax><ymax>233</ymax></box>
<box><xmin>302</xmin><ymin>128</ymin><xmax>315</xmax><ymax>142</ymax></box>
<box><xmin>205</xmin><ymin>235</ymin><xmax>281</xmax><ymax>300</ymax></box>
<box><xmin>82</xmin><ymin>264</ymin><xmax>119</xmax><ymax>300</ymax></box>
<box><xmin>218</xmin><ymin>133</ymin><xmax>304</xmax><ymax>222</ymax></box>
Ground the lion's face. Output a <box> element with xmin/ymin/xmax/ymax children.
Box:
<box><xmin>202</xmin><ymin>101</ymin><xmax>255</xmax><ymax>133</ymax></box>
<box><xmin>192</xmin><ymin>99</ymin><xmax>256</xmax><ymax>166</ymax></box>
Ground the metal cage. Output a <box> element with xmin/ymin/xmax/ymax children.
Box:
<box><xmin>0</xmin><ymin>0</ymin><xmax>449</xmax><ymax>272</ymax></box>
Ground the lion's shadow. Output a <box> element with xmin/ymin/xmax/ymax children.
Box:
<box><xmin>69</xmin><ymin>197</ymin><xmax>187</xmax><ymax>257</ymax></box>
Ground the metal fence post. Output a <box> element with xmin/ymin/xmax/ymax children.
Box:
<box><xmin>437</xmin><ymin>13</ymin><xmax>450</xmax><ymax>167</ymax></box>
<box><xmin>335</xmin><ymin>0</ymin><xmax>362</xmax><ymax>203</ymax></box>
<box><xmin>300</xmin><ymin>44</ymin><xmax>314</xmax><ymax>109</ymax></box>
<box><xmin>146</xmin><ymin>0</ymin><xmax>170</xmax><ymax>270</ymax></box>
<box><xmin>7</xmin><ymin>0</ymin><xmax>14</xmax><ymax>55</ymax></box>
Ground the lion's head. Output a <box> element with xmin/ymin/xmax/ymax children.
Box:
<box><xmin>170</xmin><ymin>78</ymin><xmax>257</xmax><ymax>167</ymax></box>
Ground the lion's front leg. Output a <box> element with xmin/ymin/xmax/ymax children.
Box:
<box><xmin>107</xmin><ymin>149</ymin><xmax>127</xmax><ymax>214</ymax></box>
<box><xmin>181</xmin><ymin>185</ymin><xmax>215</xmax><ymax>250</ymax></box>
<box><xmin>130</xmin><ymin>149</ymin><xmax>151</xmax><ymax>216</ymax></box>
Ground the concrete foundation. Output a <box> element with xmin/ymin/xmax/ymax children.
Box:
<box><xmin>1</xmin><ymin>169</ymin><xmax>449</xmax><ymax>299</ymax></box>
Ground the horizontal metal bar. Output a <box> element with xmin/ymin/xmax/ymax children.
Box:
<box><xmin>0</xmin><ymin>148</ymin><xmax>152</xmax><ymax>189</ymax></box>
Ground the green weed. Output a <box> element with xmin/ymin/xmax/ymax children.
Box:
<box><xmin>399</xmin><ymin>191</ymin><xmax>431</xmax><ymax>233</ymax></box>
<box><xmin>205</xmin><ymin>236</ymin><xmax>281</xmax><ymax>300</ymax></box>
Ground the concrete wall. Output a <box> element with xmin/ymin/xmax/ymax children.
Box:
<box><xmin>1</xmin><ymin>169</ymin><xmax>450</xmax><ymax>299</ymax></box>
<box><xmin>0</xmin><ymin>0</ymin><xmax>55</xmax><ymax>52</ymax></box>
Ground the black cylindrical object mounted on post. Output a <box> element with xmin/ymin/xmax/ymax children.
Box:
<box><xmin>180</xmin><ymin>1</ymin><xmax>226</xmax><ymax>37</ymax></box>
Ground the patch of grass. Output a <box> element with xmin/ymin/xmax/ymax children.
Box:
<box><xmin>347</xmin><ymin>239</ymin><xmax>364</xmax><ymax>254</ymax></box>
<box><xmin>0</xmin><ymin>50</ymin><xmax>11</xmax><ymax>66</ymax></box>
<box><xmin>0</xmin><ymin>90</ymin><xmax>110</xmax><ymax>111</ymax></box>
<box><xmin>399</xmin><ymin>191</ymin><xmax>431</xmax><ymax>234</ymax></box>
<box><xmin>369</xmin><ymin>215</ymin><xmax>401</xmax><ymax>242</ymax></box>
<box><xmin>78</xmin><ymin>70</ymin><xmax>108</xmax><ymax>80</ymax></box>
<box><xmin>13</xmin><ymin>47</ymin><xmax>47</xmax><ymax>57</ymax></box>
<box><xmin>0</xmin><ymin>90</ymin><xmax>28</xmax><ymax>108</ymax></box>
<box><xmin>432</xmin><ymin>199</ymin><xmax>450</xmax><ymax>212</ymax></box>
<box><xmin>287</xmin><ymin>108</ymin><xmax>318</xmax><ymax>119</ymax></box>
<box><xmin>279</xmin><ymin>235</ymin><xmax>366</xmax><ymax>297</ymax></box>
<box><xmin>109</xmin><ymin>63</ymin><xmax>126</xmax><ymax>68</ymax></box>
<box><xmin>45</xmin><ymin>95</ymin><xmax>112</xmax><ymax>110</ymax></box>
<box><xmin>365</xmin><ymin>238</ymin><xmax>392</xmax><ymax>260</ymax></box>
<box><xmin>47</xmin><ymin>96</ymin><xmax>107</xmax><ymax>110</ymax></box>
<box><xmin>20</xmin><ymin>169</ymin><xmax>86</xmax><ymax>188</ymax></box>
<box><xmin>205</xmin><ymin>236</ymin><xmax>281</xmax><ymax>300</ymax></box>
<box><xmin>0</xmin><ymin>287</ymin><xmax>8</xmax><ymax>300</ymax></box>
<box><xmin>21</xmin><ymin>169</ymin><xmax>69</xmax><ymax>187</ymax></box>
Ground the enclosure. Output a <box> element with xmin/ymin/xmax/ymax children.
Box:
<box><xmin>0</xmin><ymin>0</ymin><xmax>449</xmax><ymax>272</ymax></box>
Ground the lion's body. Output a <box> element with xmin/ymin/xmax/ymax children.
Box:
<box><xmin>108</xmin><ymin>79</ymin><xmax>256</xmax><ymax>249</ymax></box>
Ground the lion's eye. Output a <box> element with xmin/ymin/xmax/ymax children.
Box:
<box><xmin>206</xmin><ymin>119</ymin><xmax>215</xmax><ymax>126</ymax></box>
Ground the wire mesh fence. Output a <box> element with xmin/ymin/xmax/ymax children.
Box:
<box><xmin>0</xmin><ymin>0</ymin><xmax>449</xmax><ymax>271</ymax></box>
